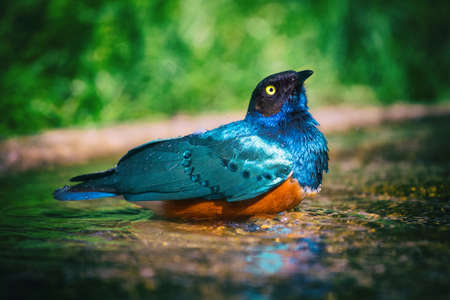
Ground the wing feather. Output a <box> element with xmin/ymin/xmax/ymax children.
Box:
<box><xmin>116</xmin><ymin>123</ymin><xmax>293</xmax><ymax>202</ymax></box>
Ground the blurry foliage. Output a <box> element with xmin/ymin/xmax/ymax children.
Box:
<box><xmin>0</xmin><ymin>0</ymin><xmax>449</xmax><ymax>136</ymax></box>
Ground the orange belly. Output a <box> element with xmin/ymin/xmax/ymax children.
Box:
<box><xmin>135</xmin><ymin>177</ymin><xmax>305</xmax><ymax>220</ymax></box>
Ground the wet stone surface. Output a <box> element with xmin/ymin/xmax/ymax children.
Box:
<box><xmin>0</xmin><ymin>115</ymin><xmax>449</xmax><ymax>299</ymax></box>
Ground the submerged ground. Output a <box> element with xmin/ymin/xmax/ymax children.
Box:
<box><xmin>0</xmin><ymin>115</ymin><xmax>449</xmax><ymax>299</ymax></box>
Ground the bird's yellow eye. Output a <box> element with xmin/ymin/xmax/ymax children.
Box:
<box><xmin>265</xmin><ymin>85</ymin><xmax>276</xmax><ymax>95</ymax></box>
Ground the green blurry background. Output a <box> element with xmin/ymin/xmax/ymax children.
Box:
<box><xmin>1</xmin><ymin>0</ymin><xmax>449</xmax><ymax>137</ymax></box>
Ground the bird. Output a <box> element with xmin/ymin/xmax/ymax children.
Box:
<box><xmin>53</xmin><ymin>70</ymin><xmax>329</xmax><ymax>220</ymax></box>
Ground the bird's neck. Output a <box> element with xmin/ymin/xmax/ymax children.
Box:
<box><xmin>245</xmin><ymin>105</ymin><xmax>318</xmax><ymax>136</ymax></box>
<box><xmin>245</xmin><ymin>108</ymin><xmax>328</xmax><ymax>190</ymax></box>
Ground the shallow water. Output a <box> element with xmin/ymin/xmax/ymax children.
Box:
<box><xmin>1</xmin><ymin>116</ymin><xmax>449</xmax><ymax>299</ymax></box>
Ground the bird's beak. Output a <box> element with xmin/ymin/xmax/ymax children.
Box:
<box><xmin>297</xmin><ymin>70</ymin><xmax>313</xmax><ymax>83</ymax></box>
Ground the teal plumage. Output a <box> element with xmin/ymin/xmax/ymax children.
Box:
<box><xmin>54</xmin><ymin>70</ymin><xmax>328</xmax><ymax>205</ymax></box>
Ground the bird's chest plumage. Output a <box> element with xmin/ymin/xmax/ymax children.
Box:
<box><xmin>276</xmin><ymin>125</ymin><xmax>328</xmax><ymax>190</ymax></box>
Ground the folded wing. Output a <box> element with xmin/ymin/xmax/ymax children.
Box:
<box><xmin>116</xmin><ymin>123</ymin><xmax>293</xmax><ymax>202</ymax></box>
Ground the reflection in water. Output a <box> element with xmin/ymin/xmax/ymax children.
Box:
<box><xmin>246</xmin><ymin>238</ymin><xmax>321</xmax><ymax>276</ymax></box>
<box><xmin>247</xmin><ymin>251</ymin><xmax>284</xmax><ymax>275</ymax></box>
<box><xmin>0</xmin><ymin>115</ymin><xmax>449</xmax><ymax>299</ymax></box>
<box><xmin>130</xmin><ymin>214</ymin><xmax>327</xmax><ymax>287</ymax></box>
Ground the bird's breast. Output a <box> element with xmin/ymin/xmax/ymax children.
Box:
<box><xmin>135</xmin><ymin>177</ymin><xmax>305</xmax><ymax>220</ymax></box>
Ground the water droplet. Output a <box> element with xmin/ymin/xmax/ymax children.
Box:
<box><xmin>184</xmin><ymin>167</ymin><xmax>193</xmax><ymax>174</ymax></box>
<box><xmin>201</xmin><ymin>180</ymin><xmax>209</xmax><ymax>187</ymax></box>
<box><xmin>211</xmin><ymin>185</ymin><xmax>220</xmax><ymax>193</ymax></box>
<box><xmin>229</xmin><ymin>162</ymin><xmax>238</xmax><ymax>172</ymax></box>
<box><xmin>242</xmin><ymin>170</ymin><xmax>250</xmax><ymax>178</ymax></box>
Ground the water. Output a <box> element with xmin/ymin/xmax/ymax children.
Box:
<box><xmin>1</xmin><ymin>116</ymin><xmax>449</xmax><ymax>299</ymax></box>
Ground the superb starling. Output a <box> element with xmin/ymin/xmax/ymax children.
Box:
<box><xmin>54</xmin><ymin>70</ymin><xmax>329</xmax><ymax>219</ymax></box>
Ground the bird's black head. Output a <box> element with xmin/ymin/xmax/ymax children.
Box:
<box><xmin>246</xmin><ymin>70</ymin><xmax>313</xmax><ymax>117</ymax></box>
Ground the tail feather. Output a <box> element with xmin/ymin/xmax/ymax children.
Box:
<box><xmin>53</xmin><ymin>186</ymin><xmax>117</xmax><ymax>201</ymax></box>
<box><xmin>70</xmin><ymin>168</ymin><xmax>116</xmax><ymax>182</ymax></box>
<box><xmin>54</xmin><ymin>168</ymin><xmax>118</xmax><ymax>201</ymax></box>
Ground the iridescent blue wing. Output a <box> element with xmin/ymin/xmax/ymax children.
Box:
<box><xmin>115</xmin><ymin>123</ymin><xmax>293</xmax><ymax>202</ymax></box>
